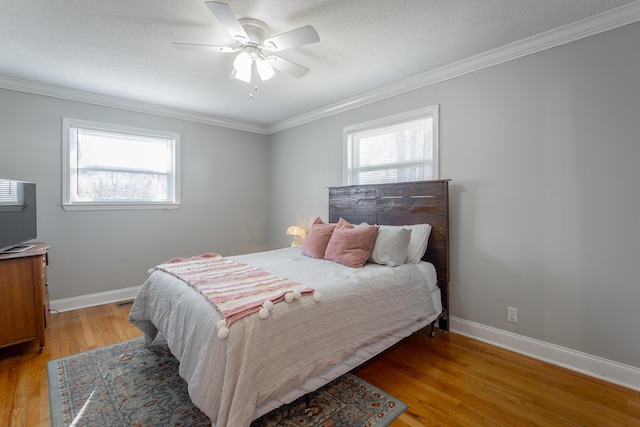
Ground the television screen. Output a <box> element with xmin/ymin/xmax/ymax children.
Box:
<box><xmin>0</xmin><ymin>179</ymin><xmax>37</xmax><ymax>253</ymax></box>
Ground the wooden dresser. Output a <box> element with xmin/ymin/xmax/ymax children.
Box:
<box><xmin>0</xmin><ymin>242</ymin><xmax>49</xmax><ymax>352</ymax></box>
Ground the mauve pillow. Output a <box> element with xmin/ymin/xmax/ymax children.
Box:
<box><xmin>301</xmin><ymin>217</ymin><xmax>336</xmax><ymax>259</ymax></box>
<box><xmin>324</xmin><ymin>218</ymin><xmax>379</xmax><ymax>268</ymax></box>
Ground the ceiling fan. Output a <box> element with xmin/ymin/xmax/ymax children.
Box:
<box><xmin>172</xmin><ymin>1</ymin><xmax>320</xmax><ymax>84</ymax></box>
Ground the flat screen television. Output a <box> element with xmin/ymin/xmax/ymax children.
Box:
<box><xmin>0</xmin><ymin>179</ymin><xmax>37</xmax><ymax>253</ymax></box>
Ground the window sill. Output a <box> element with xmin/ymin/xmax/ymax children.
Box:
<box><xmin>62</xmin><ymin>202</ymin><xmax>180</xmax><ymax>211</ymax></box>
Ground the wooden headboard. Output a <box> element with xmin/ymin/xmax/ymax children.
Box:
<box><xmin>328</xmin><ymin>179</ymin><xmax>450</xmax><ymax>330</ymax></box>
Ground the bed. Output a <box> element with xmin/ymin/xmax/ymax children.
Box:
<box><xmin>128</xmin><ymin>179</ymin><xmax>450</xmax><ymax>427</ymax></box>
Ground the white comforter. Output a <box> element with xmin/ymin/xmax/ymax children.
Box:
<box><xmin>129</xmin><ymin>247</ymin><xmax>439</xmax><ymax>427</ymax></box>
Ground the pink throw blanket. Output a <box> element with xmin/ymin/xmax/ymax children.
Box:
<box><xmin>154</xmin><ymin>253</ymin><xmax>316</xmax><ymax>337</ymax></box>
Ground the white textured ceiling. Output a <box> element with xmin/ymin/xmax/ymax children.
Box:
<box><xmin>0</xmin><ymin>1</ymin><xmax>638</xmax><ymax>130</ymax></box>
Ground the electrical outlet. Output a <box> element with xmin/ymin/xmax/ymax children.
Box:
<box><xmin>507</xmin><ymin>307</ymin><xmax>518</xmax><ymax>323</ymax></box>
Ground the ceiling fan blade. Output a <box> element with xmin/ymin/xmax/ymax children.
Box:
<box><xmin>205</xmin><ymin>1</ymin><xmax>249</xmax><ymax>41</ymax></box>
<box><xmin>263</xmin><ymin>25</ymin><xmax>319</xmax><ymax>52</ymax></box>
<box><xmin>269</xmin><ymin>56</ymin><xmax>309</xmax><ymax>79</ymax></box>
<box><xmin>171</xmin><ymin>42</ymin><xmax>237</xmax><ymax>53</ymax></box>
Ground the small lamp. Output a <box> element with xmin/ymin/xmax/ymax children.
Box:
<box><xmin>286</xmin><ymin>225</ymin><xmax>306</xmax><ymax>247</ymax></box>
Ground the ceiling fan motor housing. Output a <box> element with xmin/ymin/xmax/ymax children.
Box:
<box><xmin>237</xmin><ymin>18</ymin><xmax>270</xmax><ymax>45</ymax></box>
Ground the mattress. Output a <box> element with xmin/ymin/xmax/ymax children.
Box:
<box><xmin>129</xmin><ymin>246</ymin><xmax>441</xmax><ymax>426</ymax></box>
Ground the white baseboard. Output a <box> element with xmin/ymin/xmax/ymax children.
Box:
<box><xmin>450</xmin><ymin>316</ymin><xmax>640</xmax><ymax>393</ymax></box>
<box><xmin>50</xmin><ymin>286</ymin><xmax>141</xmax><ymax>313</ymax></box>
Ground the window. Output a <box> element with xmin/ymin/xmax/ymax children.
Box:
<box><xmin>62</xmin><ymin>118</ymin><xmax>180</xmax><ymax>210</ymax></box>
<box><xmin>0</xmin><ymin>180</ymin><xmax>22</xmax><ymax>211</ymax></box>
<box><xmin>344</xmin><ymin>105</ymin><xmax>438</xmax><ymax>185</ymax></box>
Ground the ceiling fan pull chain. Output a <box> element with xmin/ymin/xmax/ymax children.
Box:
<box><xmin>249</xmin><ymin>84</ymin><xmax>259</xmax><ymax>99</ymax></box>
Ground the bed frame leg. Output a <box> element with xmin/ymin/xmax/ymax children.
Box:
<box><xmin>429</xmin><ymin>322</ymin><xmax>436</xmax><ymax>337</ymax></box>
<box><xmin>438</xmin><ymin>309</ymin><xmax>449</xmax><ymax>332</ymax></box>
<box><xmin>429</xmin><ymin>309</ymin><xmax>449</xmax><ymax>338</ymax></box>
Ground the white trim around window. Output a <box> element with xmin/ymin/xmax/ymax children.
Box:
<box><xmin>343</xmin><ymin>105</ymin><xmax>439</xmax><ymax>186</ymax></box>
<box><xmin>62</xmin><ymin>118</ymin><xmax>180</xmax><ymax>211</ymax></box>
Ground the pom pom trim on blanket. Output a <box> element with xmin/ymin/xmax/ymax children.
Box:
<box><xmin>153</xmin><ymin>253</ymin><xmax>319</xmax><ymax>339</ymax></box>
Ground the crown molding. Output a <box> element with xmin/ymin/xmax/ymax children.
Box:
<box><xmin>1</xmin><ymin>2</ymin><xmax>639</xmax><ymax>135</ymax></box>
<box><xmin>0</xmin><ymin>75</ymin><xmax>269</xmax><ymax>135</ymax></box>
<box><xmin>267</xmin><ymin>0</ymin><xmax>640</xmax><ymax>134</ymax></box>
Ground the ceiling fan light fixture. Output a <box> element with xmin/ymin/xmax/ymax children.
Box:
<box><xmin>233</xmin><ymin>51</ymin><xmax>252</xmax><ymax>82</ymax></box>
<box><xmin>234</xmin><ymin>66</ymin><xmax>252</xmax><ymax>83</ymax></box>
<box><xmin>233</xmin><ymin>51</ymin><xmax>251</xmax><ymax>71</ymax></box>
<box><xmin>176</xmin><ymin>2</ymin><xmax>319</xmax><ymax>87</ymax></box>
<box><xmin>256</xmin><ymin>57</ymin><xmax>275</xmax><ymax>81</ymax></box>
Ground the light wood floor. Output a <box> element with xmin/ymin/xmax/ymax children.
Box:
<box><xmin>1</xmin><ymin>303</ymin><xmax>639</xmax><ymax>426</ymax></box>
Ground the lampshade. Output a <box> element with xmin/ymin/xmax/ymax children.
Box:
<box><xmin>256</xmin><ymin>57</ymin><xmax>275</xmax><ymax>81</ymax></box>
<box><xmin>286</xmin><ymin>225</ymin><xmax>306</xmax><ymax>247</ymax></box>
<box><xmin>286</xmin><ymin>225</ymin><xmax>305</xmax><ymax>236</ymax></box>
<box><xmin>233</xmin><ymin>51</ymin><xmax>252</xmax><ymax>83</ymax></box>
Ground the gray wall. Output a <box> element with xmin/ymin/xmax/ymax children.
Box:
<box><xmin>0</xmin><ymin>89</ymin><xmax>270</xmax><ymax>300</ymax></box>
<box><xmin>1</xmin><ymin>19</ymin><xmax>637</xmax><ymax>371</ymax></box>
<box><xmin>267</xmin><ymin>22</ymin><xmax>640</xmax><ymax>368</ymax></box>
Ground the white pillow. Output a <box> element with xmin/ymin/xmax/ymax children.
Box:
<box><xmin>404</xmin><ymin>224</ymin><xmax>432</xmax><ymax>263</ymax></box>
<box><xmin>368</xmin><ymin>227</ymin><xmax>412</xmax><ymax>266</ymax></box>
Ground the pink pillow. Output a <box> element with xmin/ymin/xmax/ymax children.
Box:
<box><xmin>324</xmin><ymin>218</ymin><xmax>379</xmax><ymax>268</ymax></box>
<box><xmin>301</xmin><ymin>217</ymin><xmax>337</xmax><ymax>259</ymax></box>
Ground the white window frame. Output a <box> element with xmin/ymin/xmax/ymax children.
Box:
<box><xmin>343</xmin><ymin>105</ymin><xmax>439</xmax><ymax>185</ymax></box>
<box><xmin>62</xmin><ymin>118</ymin><xmax>180</xmax><ymax>211</ymax></box>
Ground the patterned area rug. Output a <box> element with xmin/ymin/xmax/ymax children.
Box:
<box><xmin>47</xmin><ymin>337</ymin><xmax>407</xmax><ymax>427</ymax></box>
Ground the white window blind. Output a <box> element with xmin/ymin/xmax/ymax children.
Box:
<box><xmin>345</xmin><ymin>105</ymin><xmax>438</xmax><ymax>185</ymax></box>
<box><xmin>0</xmin><ymin>180</ymin><xmax>20</xmax><ymax>206</ymax></box>
<box><xmin>63</xmin><ymin>118</ymin><xmax>180</xmax><ymax>210</ymax></box>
